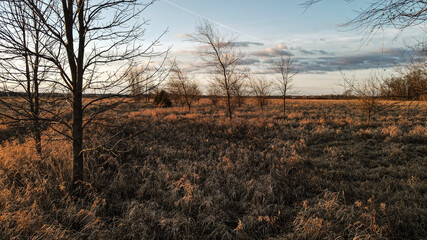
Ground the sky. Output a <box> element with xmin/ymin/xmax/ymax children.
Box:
<box><xmin>139</xmin><ymin>0</ymin><xmax>425</xmax><ymax>95</ymax></box>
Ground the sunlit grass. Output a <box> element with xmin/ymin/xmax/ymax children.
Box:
<box><xmin>0</xmin><ymin>98</ymin><xmax>426</xmax><ymax>239</ymax></box>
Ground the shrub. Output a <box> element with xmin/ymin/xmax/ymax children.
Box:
<box><xmin>153</xmin><ymin>90</ymin><xmax>172</xmax><ymax>108</ymax></box>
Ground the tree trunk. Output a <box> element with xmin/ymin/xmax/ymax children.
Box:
<box><xmin>227</xmin><ymin>92</ymin><xmax>233</xmax><ymax>120</ymax></box>
<box><xmin>72</xmin><ymin>90</ymin><xmax>84</xmax><ymax>183</ymax></box>
<box><xmin>33</xmin><ymin>25</ymin><xmax>42</xmax><ymax>155</ymax></box>
<box><xmin>34</xmin><ymin>122</ymin><xmax>42</xmax><ymax>155</ymax></box>
<box><xmin>283</xmin><ymin>94</ymin><xmax>286</xmax><ymax>114</ymax></box>
<box><xmin>63</xmin><ymin>0</ymin><xmax>85</xmax><ymax>186</ymax></box>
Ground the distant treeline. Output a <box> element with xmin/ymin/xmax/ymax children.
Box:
<box><xmin>0</xmin><ymin>92</ymin><xmax>131</xmax><ymax>98</ymax></box>
<box><xmin>202</xmin><ymin>94</ymin><xmax>426</xmax><ymax>100</ymax></box>
<box><xmin>1</xmin><ymin>91</ymin><xmax>425</xmax><ymax>101</ymax></box>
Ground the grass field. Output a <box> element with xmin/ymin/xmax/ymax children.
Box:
<box><xmin>0</xmin><ymin>99</ymin><xmax>426</xmax><ymax>239</ymax></box>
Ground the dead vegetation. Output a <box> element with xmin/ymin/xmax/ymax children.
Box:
<box><xmin>0</xmin><ymin>99</ymin><xmax>426</xmax><ymax>239</ymax></box>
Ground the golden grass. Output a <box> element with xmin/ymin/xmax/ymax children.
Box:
<box><xmin>0</xmin><ymin>98</ymin><xmax>426</xmax><ymax>239</ymax></box>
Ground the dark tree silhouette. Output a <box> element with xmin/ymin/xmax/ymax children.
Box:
<box><xmin>0</xmin><ymin>0</ymin><xmax>167</xmax><ymax>187</ymax></box>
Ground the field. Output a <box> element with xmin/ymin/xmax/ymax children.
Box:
<box><xmin>0</xmin><ymin>99</ymin><xmax>426</xmax><ymax>239</ymax></box>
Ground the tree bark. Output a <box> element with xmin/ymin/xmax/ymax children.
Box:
<box><xmin>72</xmin><ymin>0</ymin><xmax>86</xmax><ymax>184</ymax></box>
<box><xmin>283</xmin><ymin>94</ymin><xmax>286</xmax><ymax>114</ymax></box>
<box><xmin>33</xmin><ymin>22</ymin><xmax>42</xmax><ymax>155</ymax></box>
<box><xmin>62</xmin><ymin>0</ymin><xmax>85</xmax><ymax>185</ymax></box>
<box><xmin>226</xmin><ymin>91</ymin><xmax>233</xmax><ymax>120</ymax></box>
<box><xmin>72</xmin><ymin>91</ymin><xmax>84</xmax><ymax>183</ymax></box>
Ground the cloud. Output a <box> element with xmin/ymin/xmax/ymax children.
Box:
<box><xmin>251</xmin><ymin>48</ymin><xmax>294</xmax><ymax>58</ymax></box>
<box><xmin>232</xmin><ymin>41</ymin><xmax>264</xmax><ymax>47</ymax></box>
<box><xmin>237</xmin><ymin>58</ymin><xmax>261</xmax><ymax>66</ymax></box>
<box><xmin>251</xmin><ymin>69</ymin><xmax>276</xmax><ymax>75</ymax></box>
<box><xmin>276</xmin><ymin>43</ymin><xmax>287</xmax><ymax>49</ymax></box>
<box><xmin>258</xmin><ymin>48</ymin><xmax>410</xmax><ymax>74</ymax></box>
<box><xmin>172</xmin><ymin>49</ymin><xmax>198</xmax><ymax>55</ymax></box>
<box><xmin>317</xmin><ymin>50</ymin><xmax>329</xmax><ymax>55</ymax></box>
<box><xmin>299</xmin><ymin>49</ymin><xmax>332</xmax><ymax>55</ymax></box>
<box><xmin>295</xmin><ymin>48</ymin><xmax>410</xmax><ymax>73</ymax></box>
<box><xmin>175</xmin><ymin>33</ymin><xmax>191</xmax><ymax>38</ymax></box>
<box><xmin>299</xmin><ymin>49</ymin><xmax>315</xmax><ymax>55</ymax></box>
<box><xmin>327</xmin><ymin>48</ymin><xmax>408</xmax><ymax>67</ymax></box>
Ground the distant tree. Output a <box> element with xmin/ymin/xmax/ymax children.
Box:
<box><xmin>248</xmin><ymin>76</ymin><xmax>272</xmax><ymax>111</ymax></box>
<box><xmin>126</xmin><ymin>66</ymin><xmax>144</xmax><ymax>101</ymax></box>
<box><xmin>381</xmin><ymin>76</ymin><xmax>407</xmax><ymax>99</ymax></box>
<box><xmin>190</xmin><ymin>20</ymin><xmax>247</xmax><ymax>120</ymax></box>
<box><xmin>400</xmin><ymin>43</ymin><xmax>427</xmax><ymax>100</ymax></box>
<box><xmin>403</xmin><ymin>68</ymin><xmax>427</xmax><ymax>100</ymax></box>
<box><xmin>380</xmin><ymin>42</ymin><xmax>427</xmax><ymax>101</ymax></box>
<box><xmin>342</xmin><ymin>73</ymin><xmax>383</xmax><ymax>122</ymax></box>
<box><xmin>230</xmin><ymin>71</ymin><xmax>248</xmax><ymax>108</ymax></box>
<box><xmin>381</xmin><ymin>70</ymin><xmax>427</xmax><ymax>100</ymax></box>
<box><xmin>208</xmin><ymin>84</ymin><xmax>221</xmax><ymax>107</ymax></box>
<box><xmin>126</xmin><ymin>63</ymin><xmax>163</xmax><ymax>102</ymax></box>
<box><xmin>167</xmin><ymin>61</ymin><xmax>200</xmax><ymax>110</ymax></box>
<box><xmin>274</xmin><ymin>53</ymin><xmax>297</xmax><ymax>114</ymax></box>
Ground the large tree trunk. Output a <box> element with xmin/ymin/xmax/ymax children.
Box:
<box><xmin>63</xmin><ymin>0</ymin><xmax>85</xmax><ymax>186</ymax></box>
<box><xmin>73</xmin><ymin>0</ymin><xmax>86</xmax><ymax>184</ymax></box>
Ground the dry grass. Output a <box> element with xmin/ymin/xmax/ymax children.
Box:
<box><xmin>0</xmin><ymin>99</ymin><xmax>426</xmax><ymax>239</ymax></box>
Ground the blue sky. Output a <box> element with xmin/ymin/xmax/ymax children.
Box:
<box><xmin>141</xmin><ymin>0</ymin><xmax>424</xmax><ymax>95</ymax></box>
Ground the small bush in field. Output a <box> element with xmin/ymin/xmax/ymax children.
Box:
<box><xmin>153</xmin><ymin>90</ymin><xmax>172</xmax><ymax>108</ymax></box>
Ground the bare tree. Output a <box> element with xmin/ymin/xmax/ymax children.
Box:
<box><xmin>274</xmin><ymin>53</ymin><xmax>297</xmax><ymax>114</ymax></box>
<box><xmin>304</xmin><ymin>0</ymin><xmax>427</xmax><ymax>31</ymax></box>
<box><xmin>399</xmin><ymin>42</ymin><xmax>427</xmax><ymax>100</ymax></box>
<box><xmin>342</xmin><ymin>73</ymin><xmax>384</xmax><ymax>123</ymax></box>
<box><xmin>126</xmin><ymin>67</ymin><xmax>144</xmax><ymax>101</ymax></box>
<box><xmin>380</xmin><ymin>42</ymin><xmax>426</xmax><ymax>101</ymax></box>
<box><xmin>230</xmin><ymin>70</ymin><xmax>248</xmax><ymax>108</ymax></box>
<box><xmin>190</xmin><ymin>21</ymin><xmax>247</xmax><ymax>120</ymax></box>
<box><xmin>126</xmin><ymin>62</ymin><xmax>164</xmax><ymax>102</ymax></box>
<box><xmin>167</xmin><ymin>61</ymin><xmax>200</xmax><ymax>110</ymax></box>
<box><xmin>381</xmin><ymin>69</ymin><xmax>427</xmax><ymax>100</ymax></box>
<box><xmin>208</xmin><ymin>83</ymin><xmax>221</xmax><ymax>108</ymax></box>
<box><xmin>0</xmin><ymin>0</ymin><xmax>167</xmax><ymax>186</ymax></box>
<box><xmin>248</xmin><ymin>76</ymin><xmax>272</xmax><ymax>111</ymax></box>
<box><xmin>0</xmin><ymin>0</ymin><xmax>58</xmax><ymax>155</ymax></box>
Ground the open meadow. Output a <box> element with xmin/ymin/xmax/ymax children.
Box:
<box><xmin>1</xmin><ymin>0</ymin><xmax>426</xmax><ymax>239</ymax></box>
<box><xmin>0</xmin><ymin>98</ymin><xmax>426</xmax><ymax>239</ymax></box>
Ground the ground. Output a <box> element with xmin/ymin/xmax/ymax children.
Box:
<box><xmin>0</xmin><ymin>98</ymin><xmax>426</xmax><ymax>239</ymax></box>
